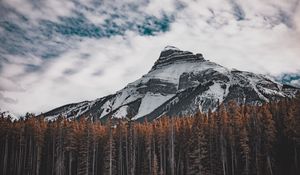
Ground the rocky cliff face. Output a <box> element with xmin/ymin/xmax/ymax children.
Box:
<box><xmin>42</xmin><ymin>46</ymin><xmax>299</xmax><ymax>121</ymax></box>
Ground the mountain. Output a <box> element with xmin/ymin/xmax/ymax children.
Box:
<box><xmin>42</xmin><ymin>46</ymin><xmax>299</xmax><ymax>121</ymax></box>
<box><xmin>0</xmin><ymin>109</ymin><xmax>18</xmax><ymax>121</ymax></box>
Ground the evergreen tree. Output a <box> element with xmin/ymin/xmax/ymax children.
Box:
<box><xmin>188</xmin><ymin>113</ymin><xmax>209</xmax><ymax>175</ymax></box>
<box><xmin>259</xmin><ymin>104</ymin><xmax>276</xmax><ymax>175</ymax></box>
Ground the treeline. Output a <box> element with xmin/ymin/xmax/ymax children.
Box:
<box><xmin>1</xmin><ymin>96</ymin><xmax>300</xmax><ymax>175</ymax></box>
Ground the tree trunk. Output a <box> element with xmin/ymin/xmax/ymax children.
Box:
<box><xmin>255</xmin><ymin>144</ymin><xmax>259</xmax><ymax>175</ymax></box>
<box><xmin>176</xmin><ymin>151</ymin><xmax>181</xmax><ymax>175</ymax></box>
<box><xmin>86</xmin><ymin>128</ymin><xmax>90</xmax><ymax>175</ymax></box>
<box><xmin>92</xmin><ymin>141</ymin><xmax>96</xmax><ymax>175</ymax></box>
<box><xmin>109</xmin><ymin>126</ymin><xmax>113</xmax><ymax>175</ymax></box>
<box><xmin>160</xmin><ymin>145</ymin><xmax>163</xmax><ymax>175</ymax></box>
<box><xmin>3</xmin><ymin>135</ymin><xmax>8</xmax><ymax>175</ymax></box>
<box><xmin>118</xmin><ymin>131</ymin><xmax>123</xmax><ymax>175</ymax></box>
<box><xmin>267</xmin><ymin>155</ymin><xmax>273</xmax><ymax>175</ymax></box>
<box><xmin>69</xmin><ymin>152</ymin><xmax>72</xmax><ymax>175</ymax></box>
<box><xmin>36</xmin><ymin>146</ymin><xmax>41</xmax><ymax>175</ymax></box>
<box><xmin>231</xmin><ymin>145</ymin><xmax>234</xmax><ymax>175</ymax></box>
<box><xmin>170</xmin><ymin>119</ymin><xmax>175</xmax><ymax>175</ymax></box>
<box><xmin>295</xmin><ymin>145</ymin><xmax>298</xmax><ymax>174</ymax></box>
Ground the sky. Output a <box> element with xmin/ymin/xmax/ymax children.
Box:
<box><xmin>0</xmin><ymin>0</ymin><xmax>300</xmax><ymax>116</ymax></box>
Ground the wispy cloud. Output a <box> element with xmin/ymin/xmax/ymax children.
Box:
<box><xmin>0</xmin><ymin>0</ymin><xmax>300</xmax><ymax>115</ymax></box>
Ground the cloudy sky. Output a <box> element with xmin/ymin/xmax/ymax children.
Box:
<box><xmin>0</xmin><ymin>0</ymin><xmax>300</xmax><ymax>115</ymax></box>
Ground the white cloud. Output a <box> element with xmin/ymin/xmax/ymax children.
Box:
<box><xmin>0</xmin><ymin>76</ymin><xmax>23</xmax><ymax>92</ymax></box>
<box><xmin>2</xmin><ymin>0</ymin><xmax>75</xmax><ymax>22</ymax></box>
<box><xmin>143</xmin><ymin>0</ymin><xmax>177</xmax><ymax>17</ymax></box>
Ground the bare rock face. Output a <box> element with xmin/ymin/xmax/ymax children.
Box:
<box><xmin>42</xmin><ymin>46</ymin><xmax>300</xmax><ymax>121</ymax></box>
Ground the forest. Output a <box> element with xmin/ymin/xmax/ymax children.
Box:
<box><xmin>0</xmin><ymin>95</ymin><xmax>300</xmax><ymax>175</ymax></box>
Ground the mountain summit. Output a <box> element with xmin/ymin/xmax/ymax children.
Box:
<box><xmin>152</xmin><ymin>46</ymin><xmax>205</xmax><ymax>71</ymax></box>
<box><xmin>43</xmin><ymin>47</ymin><xmax>299</xmax><ymax>121</ymax></box>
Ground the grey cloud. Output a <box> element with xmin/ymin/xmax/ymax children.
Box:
<box><xmin>278</xmin><ymin>10</ymin><xmax>293</xmax><ymax>28</ymax></box>
<box><xmin>230</xmin><ymin>0</ymin><xmax>246</xmax><ymax>21</ymax></box>
<box><xmin>63</xmin><ymin>68</ymin><xmax>78</xmax><ymax>76</ymax></box>
<box><xmin>25</xmin><ymin>64</ymin><xmax>40</xmax><ymax>73</ymax></box>
<box><xmin>80</xmin><ymin>53</ymin><xmax>90</xmax><ymax>59</ymax></box>
<box><xmin>92</xmin><ymin>70</ymin><xmax>104</xmax><ymax>76</ymax></box>
<box><xmin>0</xmin><ymin>92</ymin><xmax>18</xmax><ymax>104</ymax></box>
<box><xmin>276</xmin><ymin>0</ymin><xmax>300</xmax><ymax>29</ymax></box>
<box><xmin>0</xmin><ymin>76</ymin><xmax>23</xmax><ymax>92</ymax></box>
<box><xmin>53</xmin><ymin>76</ymin><xmax>70</xmax><ymax>84</ymax></box>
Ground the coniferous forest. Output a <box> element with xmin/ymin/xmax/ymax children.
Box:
<box><xmin>1</xmin><ymin>96</ymin><xmax>300</xmax><ymax>175</ymax></box>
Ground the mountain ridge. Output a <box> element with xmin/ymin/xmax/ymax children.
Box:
<box><xmin>42</xmin><ymin>46</ymin><xmax>300</xmax><ymax>121</ymax></box>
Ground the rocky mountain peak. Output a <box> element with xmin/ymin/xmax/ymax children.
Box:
<box><xmin>151</xmin><ymin>46</ymin><xmax>205</xmax><ymax>71</ymax></box>
<box><xmin>42</xmin><ymin>47</ymin><xmax>300</xmax><ymax>122</ymax></box>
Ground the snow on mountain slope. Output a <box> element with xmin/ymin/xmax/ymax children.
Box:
<box><xmin>133</xmin><ymin>93</ymin><xmax>174</xmax><ymax>120</ymax></box>
<box><xmin>42</xmin><ymin>46</ymin><xmax>300</xmax><ymax>121</ymax></box>
<box><xmin>0</xmin><ymin>110</ymin><xmax>18</xmax><ymax>121</ymax></box>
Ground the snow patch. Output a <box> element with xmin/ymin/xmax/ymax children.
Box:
<box><xmin>45</xmin><ymin>115</ymin><xmax>59</xmax><ymax>122</ymax></box>
<box><xmin>163</xmin><ymin>45</ymin><xmax>180</xmax><ymax>51</ymax></box>
<box><xmin>112</xmin><ymin>105</ymin><xmax>128</xmax><ymax>119</ymax></box>
<box><xmin>0</xmin><ymin>110</ymin><xmax>18</xmax><ymax>121</ymax></box>
<box><xmin>144</xmin><ymin>61</ymin><xmax>229</xmax><ymax>85</ymax></box>
<box><xmin>203</xmin><ymin>82</ymin><xmax>226</xmax><ymax>103</ymax></box>
<box><xmin>132</xmin><ymin>93</ymin><xmax>174</xmax><ymax>120</ymax></box>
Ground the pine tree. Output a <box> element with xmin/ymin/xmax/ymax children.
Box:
<box><xmin>220</xmin><ymin>104</ymin><xmax>229</xmax><ymax>175</ymax></box>
<box><xmin>34</xmin><ymin>117</ymin><xmax>47</xmax><ymax>175</ymax></box>
<box><xmin>152</xmin><ymin>153</ymin><xmax>159</xmax><ymax>175</ymax></box>
<box><xmin>169</xmin><ymin>118</ymin><xmax>175</xmax><ymax>175</ymax></box>
<box><xmin>227</xmin><ymin>101</ymin><xmax>242</xmax><ymax>175</ymax></box>
<box><xmin>284</xmin><ymin>95</ymin><xmax>300</xmax><ymax>174</ymax></box>
<box><xmin>143</xmin><ymin>122</ymin><xmax>153</xmax><ymax>175</ymax></box>
<box><xmin>188</xmin><ymin>113</ymin><xmax>209</xmax><ymax>175</ymax></box>
<box><xmin>239</xmin><ymin>107</ymin><xmax>250</xmax><ymax>175</ymax></box>
<box><xmin>259</xmin><ymin>104</ymin><xmax>276</xmax><ymax>175</ymax></box>
<box><xmin>104</xmin><ymin>119</ymin><xmax>117</xmax><ymax>175</ymax></box>
<box><xmin>54</xmin><ymin>117</ymin><xmax>66</xmax><ymax>175</ymax></box>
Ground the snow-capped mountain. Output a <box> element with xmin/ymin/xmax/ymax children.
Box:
<box><xmin>0</xmin><ymin>109</ymin><xmax>18</xmax><ymax>121</ymax></box>
<box><xmin>42</xmin><ymin>46</ymin><xmax>299</xmax><ymax>121</ymax></box>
